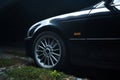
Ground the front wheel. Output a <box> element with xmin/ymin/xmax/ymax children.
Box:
<box><xmin>33</xmin><ymin>31</ymin><xmax>67</xmax><ymax>69</ymax></box>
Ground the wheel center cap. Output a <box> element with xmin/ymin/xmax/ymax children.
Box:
<box><xmin>45</xmin><ymin>48</ymin><xmax>51</xmax><ymax>54</ymax></box>
<box><xmin>46</xmin><ymin>49</ymin><xmax>50</xmax><ymax>53</ymax></box>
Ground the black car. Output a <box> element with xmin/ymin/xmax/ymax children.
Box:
<box><xmin>25</xmin><ymin>0</ymin><xmax>120</xmax><ymax>69</ymax></box>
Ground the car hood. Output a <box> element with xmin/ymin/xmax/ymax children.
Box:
<box><xmin>27</xmin><ymin>9</ymin><xmax>91</xmax><ymax>36</ymax></box>
<box><xmin>28</xmin><ymin>9</ymin><xmax>91</xmax><ymax>37</ymax></box>
<box><xmin>38</xmin><ymin>9</ymin><xmax>91</xmax><ymax>26</ymax></box>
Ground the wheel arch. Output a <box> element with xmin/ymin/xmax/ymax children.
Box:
<box><xmin>32</xmin><ymin>25</ymin><xmax>68</xmax><ymax>44</ymax></box>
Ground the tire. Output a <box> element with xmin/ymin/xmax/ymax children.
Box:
<box><xmin>33</xmin><ymin>31</ymin><xmax>67</xmax><ymax>69</ymax></box>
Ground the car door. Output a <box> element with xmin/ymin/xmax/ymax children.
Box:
<box><xmin>85</xmin><ymin>0</ymin><xmax>120</xmax><ymax>62</ymax></box>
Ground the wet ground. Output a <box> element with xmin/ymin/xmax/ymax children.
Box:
<box><xmin>0</xmin><ymin>42</ymin><xmax>120</xmax><ymax>80</ymax></box>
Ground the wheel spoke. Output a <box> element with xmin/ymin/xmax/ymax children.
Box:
<box><xmin>44</xmin><ymin>39</ymin><xmax>48</xmax><ymax>46</ymax></box>
<box><xmin>36</xmin><ymin>50</ymin><xmax>43</xmax><ymax>53</ymax></box>
<box><xmin>51</xmin><ymin>54</ymin><xmax>58</xmax><ymax>62</ymax></box>
<box><xmin>53</xmin><ymin>49</ymin><xmax>60</xmax><ymax>51</ymax></box>
<box><xmin>38</xmin><ymin>45</ymin><xmax>44</xmax><ymax>50</ymax></box>
<box><xmin>53</xmin><ymin>43</ymin><xmax>58</xmax><ymax>48</ymax></box>
<box><xmin>50</xmin><ymin>56</ymin><xmax>54</xmax><ymax>66</ymax></box>
<box><xmin>50</xmin><ymin>40</ymin><xmax>54</xmax><ymax>46</ymax></box>
<box><xmin>43</xmin><ymin>57</ymin><xmax>47</xmax><ymax>64</ymax></box>
<box><xmin>40</xmin><ymin>55</ymin><xmax>45</xmax><ymax>61</ymax></box>
<box><xmin>41</xmin><ymin>41</ymin><xmax>46</xmax><ymax>47</ymax></box>
<box><xmin>51</xmin><ymin>52</ymin><xmax>60</xmax><ymax>57</ymax></box>
<box><xmin>38</xmin><ymin>53</ymin><xmax>44</xmax><ymax>57</ymax></box>
<box><xmin>47</xmin><ymin>57</ymin><xmax>50</xmax><ymax>65</ymax></box>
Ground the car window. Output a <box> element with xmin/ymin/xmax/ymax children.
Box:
<box><xmin>93</xmin><ymin>1</ymin><xmax>105</xmax><ymax>8</ymax></box>
<box><xmin>112</xmin><ymin>0</ymin><xmax>120</xmax><ymax>5</ymax></box>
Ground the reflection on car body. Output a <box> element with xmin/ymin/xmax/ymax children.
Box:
<box><xmin>25</xmin><ymin>0</ymin><xmax>120</xmax><ymax>69</ymax></box>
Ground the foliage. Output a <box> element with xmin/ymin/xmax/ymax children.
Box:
<box><xmin>5</xmin><ymin>66</ymin><xmax>73</xmax><ymax>80</ymax></box>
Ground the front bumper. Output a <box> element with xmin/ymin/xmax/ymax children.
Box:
<box><xmin>24</xmin><ymin>37</ymin><xmax>34</xmax><ymax>58</ymax></box>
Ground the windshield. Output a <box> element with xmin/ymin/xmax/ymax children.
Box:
<box><xmin>80</xmin><ymin>1</ymin><xmax>106</xmax><ymax>11</ymax></box>
<box><xmin>93</xmin><ymin>1</ymin><xmax>105</xmax><ymax>8</ymax></box>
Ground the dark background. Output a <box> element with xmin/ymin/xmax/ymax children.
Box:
<box><xmin>0</xmin><ymin>0</ymin><xmax>100</xmax><ymax>44</ymax></box>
